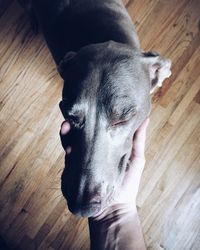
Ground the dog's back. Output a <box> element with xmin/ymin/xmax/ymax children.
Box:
<box><xmin>24</xmin><ymin>0</ymin><xmax>140</xmax><ymax>63</ymax></box>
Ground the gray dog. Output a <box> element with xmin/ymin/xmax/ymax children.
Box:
<box><xmin>19</xmin><ymin>0</ymin><xmax>171</xmax><ymax>217</ymax></box>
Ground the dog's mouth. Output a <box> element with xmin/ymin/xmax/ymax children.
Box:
<box><xmin>62</xmin><ymin>188</ymin><xmax>103</xmax><ymax>217</ymax></box>
<box><xmin>67</xmin><ymin>200</ymin><xmax>102</xmax><ymax>217</ymax></box>
<box><xmin>62</xmin><ymin>153</ymin><xmax>130</xmax><ymax>217</ymax></box>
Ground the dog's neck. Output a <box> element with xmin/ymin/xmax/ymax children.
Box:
<box><xmin>33</xmin><ymin>0</ymin><xmax>140</xmax><ymax>65</ymax></box>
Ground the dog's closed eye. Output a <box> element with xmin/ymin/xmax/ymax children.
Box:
<box><xmin>110</xmin><ymin>105</ymin><xmax>137</xmax><ymax>127</ymax></box>
<box><xmin>111</xmin><ymin>119</ymin><xmax>129</xmax><ymax>127</ymax></box>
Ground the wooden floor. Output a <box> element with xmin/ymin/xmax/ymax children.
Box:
<box><xmin>0</xmin><ymin>0</ymin><xmax>200</xmax><ymax>249</ymax></box>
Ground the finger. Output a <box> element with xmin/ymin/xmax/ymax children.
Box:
<box><xmin>60</xmin><ymin>121</ymin><xmax>71</xmax><ymax>135</ymax></box>
<box><xmin>131</xmin><ymin>118</ymin><xmax>149</xmax><ymax>159</ymax></box>
<box><xmin>66</xmin><ymin>146</ymin><xmax>72</xmax><ymax>154</ymax></box>
<box><xmin>59</xmin><ymin>121</ymin><xmax>71</xmax><ymax>151</ymax></box>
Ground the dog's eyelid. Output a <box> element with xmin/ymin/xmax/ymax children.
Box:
<box><xmin>113</xmin><ymin>106</ymin><xmax>137</xmax><ymax>120</ymax></box>
<box><xmin>122</xmin><ymin>106</ymin><xmax>137</xmax><ymax>117</ymax></box>
<box><xmin>111</xmin><ymin>119</ymin><xmax>128</xmax><ymax>127</ymax></box>
<box><xmin>110</xmin><ymin>107</ymin><xmax>137</xmax><ymax>127</ymax></box>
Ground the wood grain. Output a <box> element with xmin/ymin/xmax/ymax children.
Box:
<box><xmin>0</xmin><ymin>0</ymin><xmax>200</xmax><ymax>249</ymax></box>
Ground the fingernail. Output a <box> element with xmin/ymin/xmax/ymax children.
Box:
<box><xmin>66</xmin><ymin>146</ymin><xmax>72</xmax><ymax>154</ymax></box>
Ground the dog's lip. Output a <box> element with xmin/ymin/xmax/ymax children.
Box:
<box><xmin>81</xmin><ymin>202</ymin><xmax>101</xmax><ymax>209</ymax></box>
<box><xmin>68</xmin><ymin>199</ymin><xmax>102</xmax><ymax>209</ymax></box>
<box><xmin>67</xmin><ymin>201</ymin><xmax>102</xmax><ymax>217</ymax></box>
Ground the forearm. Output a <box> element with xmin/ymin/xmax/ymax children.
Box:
<box><xmin>88</xmin><ymin>204</ymin><xmax>146</xmax><ymax>250</ymax></box>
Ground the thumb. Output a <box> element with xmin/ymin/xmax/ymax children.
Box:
<box><xmin>129</xmin><ymin>118</ymin><xmax>149</xmax><ymax>162</ymax></box>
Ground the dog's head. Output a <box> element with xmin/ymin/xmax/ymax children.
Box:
<box><xmin>59</xmin><ymin>41</ymin><xmax>171</xmax><ymax>217</ymax></box>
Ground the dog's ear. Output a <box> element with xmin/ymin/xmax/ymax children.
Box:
<box><xmin>142</xmin><ymin>51</ymin><xmax>172</xmax><ymax>93</ymax></box>
<box><xmin>58</xmin><ymin>51</ymin><xmax>77</xmax><ymax>79</ymax></box>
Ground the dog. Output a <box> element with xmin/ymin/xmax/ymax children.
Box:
<box><xmin>19</xmin><ymin>0</ymin><xmax>171</xmax><ymax>217</ymax></box>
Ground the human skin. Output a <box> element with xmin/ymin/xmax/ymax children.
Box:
<box><xmin>60</xmin><ymin>118</ymin><xmax>149</xmax><ymax>250</ymax></box>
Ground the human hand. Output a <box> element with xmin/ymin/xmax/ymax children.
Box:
<box><xmin>90</xmin><ymin>118</ymin><xmax>149</xmax><ymax>219</ymax></box>
<box><xmin>60</xmin><ymin>120</ymin><xmax>72</xmax><ymax>155</ymax></box>
<box><xmin>108</xmin><ymin>117</ymin><xmax>149</xmax><ymax>206</ymax></box>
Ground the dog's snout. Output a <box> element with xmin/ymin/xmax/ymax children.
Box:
<box><xmin>83</xmin><ymin>192</ymin><xmax>101</xmax><ymax>206</ymax></box>
<box><xmin>66</xmin><ymin>190</ymin><xmax>103</xmax><ymax>217</ymax></box>
<box><xmin>68</xmin><ymin>202</ymin><xmax>102</xmax><ymax>217</ymax></box>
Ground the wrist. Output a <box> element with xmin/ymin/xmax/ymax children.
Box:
<box><xmin>88</xmin><ymin>204</ymin><xmax>145</xmax><ymax>250</ymax></box>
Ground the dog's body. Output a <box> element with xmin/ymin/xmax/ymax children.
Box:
<box><xmin>19</xmin><ymin>0</ymin><xmax>171</xmax><ymax>217</ymax></box>
<box><xmin>23</xmin><ymin>0</ymin><xmax>140</xmax><ymax>63</ymax></box>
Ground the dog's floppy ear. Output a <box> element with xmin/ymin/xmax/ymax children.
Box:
<box><xmin>142</xmin><ymin>51</ymin><xmax>172</xmax><ymax>93</ymax></box>
<box><xmin>58</xmin><ymin>51</ymin><xmax>77</xmax><ymax>79</ymax></box>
